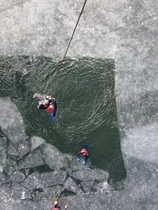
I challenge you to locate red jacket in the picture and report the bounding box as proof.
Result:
[47,104,55,113]
[80,149,89,156]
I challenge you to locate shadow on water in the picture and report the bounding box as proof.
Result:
[0,55,126,184]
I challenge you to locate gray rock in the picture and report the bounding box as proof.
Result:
[17,140,30,159]
[43,185,64,200]
[18,148,44,169]
[0,185,13,203]
[3,159,18,176]
[22,170,67,191]
[11,183,32,200]
[80,181,94,193]
[0,137,7,173]
[0,97,26,146]
[93,181,110,193]
[9,170,25,183]
[7,144,18,157]
[72,168,109,183]
[63,177,82,194]
[24,168,30,177]
[30,136,45,151]
[41,143,69,170]
[0,173,6,185]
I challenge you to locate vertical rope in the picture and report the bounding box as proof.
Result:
[53,0,87,87]
[62,0,87,61]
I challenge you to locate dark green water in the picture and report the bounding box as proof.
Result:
[0,56,126,183]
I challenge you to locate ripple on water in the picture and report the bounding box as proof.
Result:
[0,56,126,182]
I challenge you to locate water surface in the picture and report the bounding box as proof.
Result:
[0,56,126,182]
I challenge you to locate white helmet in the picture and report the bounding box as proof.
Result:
[44,99,49,105]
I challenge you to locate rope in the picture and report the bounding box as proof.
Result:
[53,0,87,87]
[62,0,87,61]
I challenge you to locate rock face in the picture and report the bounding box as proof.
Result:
[0,97,109,210]
[0,97,26,146]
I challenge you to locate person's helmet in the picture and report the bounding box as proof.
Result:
[44,99,49,105]
[55,201,58,205]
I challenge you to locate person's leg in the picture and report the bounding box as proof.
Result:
[85,155,89,163]
[83,156,89,165]
[77,154,80,162]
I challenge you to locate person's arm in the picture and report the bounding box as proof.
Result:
[77,151,81,156]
